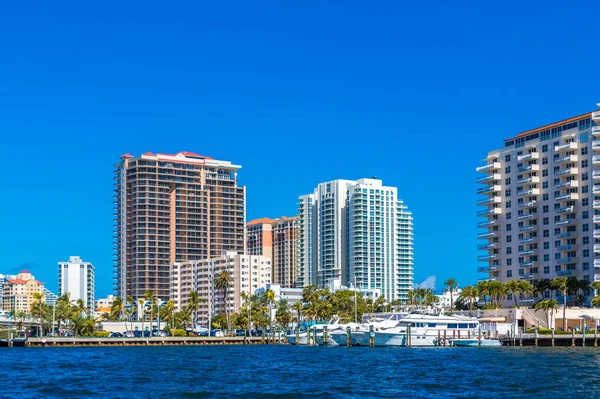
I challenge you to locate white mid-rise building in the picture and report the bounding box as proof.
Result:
[476,105,600,302]
[296,178,414,301]
[170,252,271,326]
[58,256,95,311]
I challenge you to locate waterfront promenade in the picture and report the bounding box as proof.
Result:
[6,336,284,347]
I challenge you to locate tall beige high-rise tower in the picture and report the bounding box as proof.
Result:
[114,151,246,300]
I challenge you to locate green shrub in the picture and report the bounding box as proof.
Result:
[173,329,187,337]
[188,332,195,337]
[94,331,110,337]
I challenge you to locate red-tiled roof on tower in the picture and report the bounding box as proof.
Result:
[120,154,133,159]
[247,218,277,226]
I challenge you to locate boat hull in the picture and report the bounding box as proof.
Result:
[452,338,502,347]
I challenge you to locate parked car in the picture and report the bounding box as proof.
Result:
[109,332,123,338]
[124,331,134,338]
[210,329,224,337]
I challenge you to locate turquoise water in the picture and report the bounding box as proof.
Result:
[1,345,599,398]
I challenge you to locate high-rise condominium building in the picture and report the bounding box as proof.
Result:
[114,152,246,300]
[2,271,45,312]
[247,216,297,287]
[296,178,414,301]
[58,256,95,311]
[170,251,271,326]
[476,106,600,299]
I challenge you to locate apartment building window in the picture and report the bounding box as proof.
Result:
[542,144,548,152]
[543,169,548,176]
[583,224,589,232]
[505,166,511,174]
[505,155,511,162]
[543,205,549,213]
[507,224,512,232]
[507,259,512,265]
[544,254,550,262]
[583,185,588,194]
[583,249,590,257]
[583,262,590,271]
[583,236,590,245]
[506,200,512,209]
[506,235,512,243]
[583,211,589,219]
[555,265,561,272]
[582,160,588,168]
[544,266,550,274]
[583,172,589,181]
[543,182,548,189]
[553,178,560,186]
[554,141,559,147]
[583,198,589,206]
[506,247,512,254]
[582,147,588,155]
[505,178,511,185]
[506,270,512,278]
[543,217,549,225]
[505,189,511,196]
[543,194,549,201]
[544,241,549,250]
[544,229,549,237]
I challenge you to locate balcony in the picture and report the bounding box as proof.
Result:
[593,126,600,137]
[519,274,535,280]
[476,185,501,195]
[518,250,534,256]
[477,232,496,239]
[594,185,600,194]
[555,219,572,226]
[477,196,501,206]
[555,180,578,189]
[594,155,600,165]
[593,140,600,152]
[519,225,538,232]
[556,206,574,214]
[594,230,600,238]
[594,244,600,253]
[555,168,578,177]
[477,243,498,250]
[518,164,539,172]
[476,162,501,173]
[518,237,534,244]
[517,152,539,161]
[477,208,502,217]
[520,261,535,267]
[476,174,501,184]
[556,231,573,239]
[518,214,534,220]
[595,274,600,283]
[519,201,537,208]
[594,259,600,268]
[556,155,579,164]
[555,193,579,201]
[517,176,540,185]
[593,170,600,180]
[554,142,578,152]
[517,189,540,197]
[556,244,577,251]
[477,255,496,261]
[594,215,600,223]
[478,266,497,273]
[592,111,600,122]
[556,270,574,276]
[477,220,497,228]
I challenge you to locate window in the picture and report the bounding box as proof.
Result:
[543,169,549,176]
[507,212,511,220]
[543,158,548,165]
[544,266,550,274]
[583,198,589,206]
[544,242,549,250]
[544,254,550,262]
[555,265,561,272]
[506,200,512,209]
[507,235,512,243]
[583,185,588,194]
[507,259,512,265]
[582,160,588,168]
[543,181,548,189]
[543,194,549,201]
[583,211,589,220]
[505,189,511,196]
[505,155,511,162]
[507,270,512,278]
[543,205,549,213]
[506,247,512,254]
[543,230,549,238]
[507,224,512,232]
[583,236,590,245]
[542,144,548,152]
[582,146,588,155]
[583,249,590,257]
[506,177,511,185]
[582,172,589,181]
[583,262,589,271]
[543,217,549,225]
[505,166,511,174]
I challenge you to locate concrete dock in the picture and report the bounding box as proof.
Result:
[13,336,284,347]
[501,332,600,347]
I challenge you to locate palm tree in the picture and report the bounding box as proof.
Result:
[444,278,459,312]
[31,292,45,337]
[262,289,276,338]
[185,291,206,329]
[406,289,417,307]
[476,280,490,306]
[110,297,123,322]
[533,279,551,301]
[459,285,479,315]
[138,298,145,336]
[125,296,135,332]
[214,271,233,331]
[144,291,155,333]
[55,292,73,334]
[292,301,303,329]
[505,280,520,307]
[517,280,533,307]
[535,299,558,328]
[551,277,568,330]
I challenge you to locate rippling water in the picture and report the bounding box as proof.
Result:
[1,345,599,398]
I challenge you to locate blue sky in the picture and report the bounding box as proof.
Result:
[1,1,599,297]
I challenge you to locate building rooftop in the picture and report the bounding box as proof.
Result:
[247,218,277,226]
[505,111,595,142]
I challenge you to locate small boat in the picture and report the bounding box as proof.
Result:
[452,338,502,347]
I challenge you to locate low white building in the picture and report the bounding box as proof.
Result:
[327,278,382,300]
[170,251,272,326]
[438,288,463,309]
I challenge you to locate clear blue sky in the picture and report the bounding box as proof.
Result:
[1,1,599,297]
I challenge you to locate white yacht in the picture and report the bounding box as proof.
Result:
[371,313,480,347]
[350,313,408,346]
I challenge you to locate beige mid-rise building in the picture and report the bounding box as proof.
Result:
[2,270,45,312]
[113,151,246,301]
[476,105,600,302]
[247,216,297,287]
[170,251,271,326]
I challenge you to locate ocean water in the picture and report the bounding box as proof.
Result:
[1,345,599,398]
